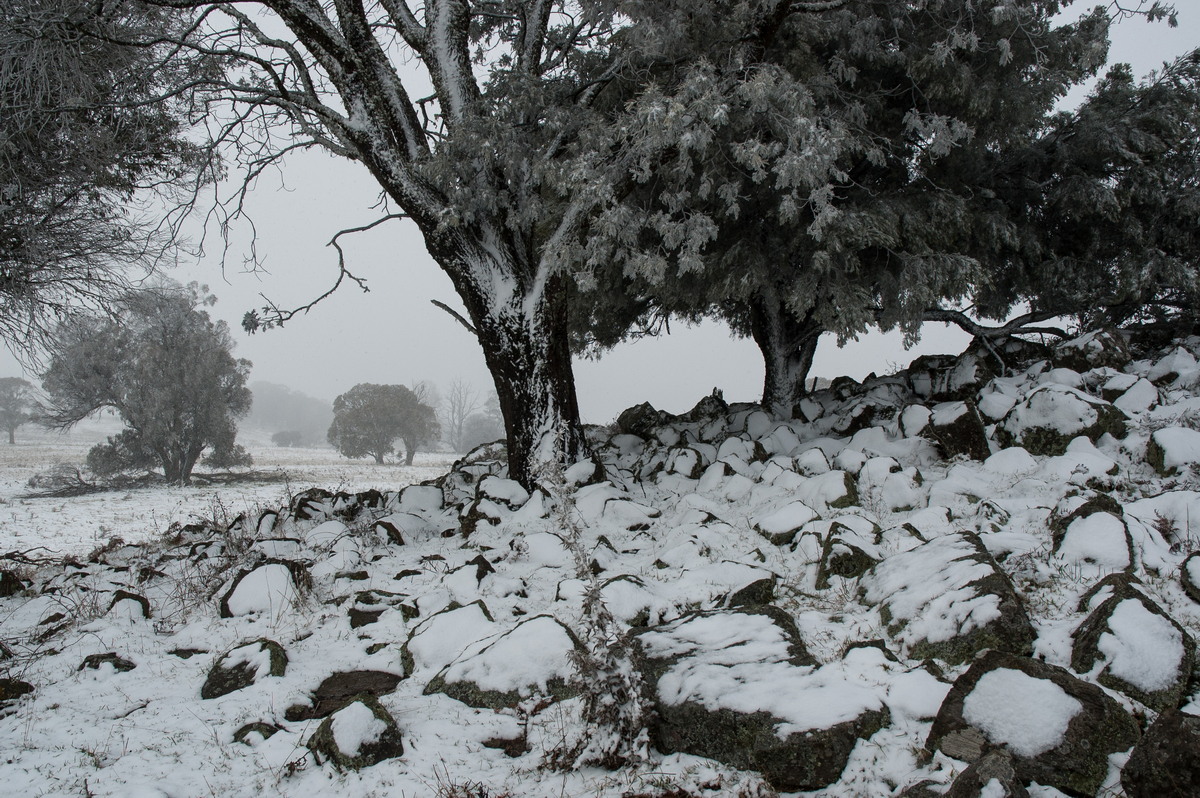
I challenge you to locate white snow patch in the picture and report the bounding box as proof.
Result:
[224,563,298,618]
[962,669,1082,757]
[1151,427,1200,472]
[1056,513,1129,569]
[439,615,577,696]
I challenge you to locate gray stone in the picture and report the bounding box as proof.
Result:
[201,639,287,699]
[928,650,1139,797]
[306,695,404,770]
[1122,709,1200,797]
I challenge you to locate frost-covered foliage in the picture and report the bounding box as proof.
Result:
[40,282,253,484]
[569,1,1195,415]
[0,0,217,353]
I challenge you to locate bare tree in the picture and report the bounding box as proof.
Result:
[442,379,481,453]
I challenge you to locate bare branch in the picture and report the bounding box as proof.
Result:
[430,299,478,336]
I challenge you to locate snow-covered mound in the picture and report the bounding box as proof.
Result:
[3,330,1200,797]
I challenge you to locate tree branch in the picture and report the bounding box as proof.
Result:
[430,299,478,336]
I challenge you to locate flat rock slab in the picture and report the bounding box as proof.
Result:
[860,532,1035,664]
[928,650,1138,796]
[286,670,404,721]
[634,606,887,792]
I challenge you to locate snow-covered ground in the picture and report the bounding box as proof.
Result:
[3,332,1200,797]
[0,420,454,557]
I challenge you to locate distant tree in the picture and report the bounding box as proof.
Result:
[327,384,439,466]
[442,379,483,453]
[0,0,215,353]
[0,377,38,444]
[41,283,252,484]
[271,430,305,448]
[247,382,333,446]
[460,392,506,453]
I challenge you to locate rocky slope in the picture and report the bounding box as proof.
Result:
[2,329,1200,797]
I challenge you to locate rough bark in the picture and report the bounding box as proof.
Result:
[747,291,823,418]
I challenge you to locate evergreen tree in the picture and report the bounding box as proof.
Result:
[40,283,252,484]
[327,384,440,465]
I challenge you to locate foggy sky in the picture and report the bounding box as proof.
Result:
[2,9,1196,424]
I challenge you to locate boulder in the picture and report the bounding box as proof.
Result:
[943,750,1029,798]
[0,678,33,706]
[1051,505,1133,571]
[616,402,669,438]
[928,650,1139,797]
[306,695,404,770]
[815,533,878,589]
[1053,328,1132,373]
[634,606,888,792]
[218,560,310,619]
[860,532,1035,664]
[201,639,287,699]
[286,670,404,721]
[1121,709,1200,797]
[424,615,582,709]
[752,501,819,546]
[928,401,991,461]
[997,384,1127,456]
[0,570,27,597]
[1146,426,1200,476]
[1071,586,1194,710]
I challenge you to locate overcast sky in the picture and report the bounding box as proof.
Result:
[3,7,1197,424]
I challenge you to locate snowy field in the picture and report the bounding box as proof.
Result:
[0,418,454,557]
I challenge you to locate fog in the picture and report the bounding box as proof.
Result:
[2,10,1195,424]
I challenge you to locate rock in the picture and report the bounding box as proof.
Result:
[106,589,151,619]
[1051,505,1133,571]
[1146,426,1200,476]
[815,533,878,589]
[1182,553,1200,604]
[286,670,403,721]
[1121,709,1200,797]
[860,532,1035,664]
[927,401,991,461]
[0,570,27,597]
[79,652,136,672]
[1071,587,1194,710]
[997,384,1127,456]
[424,615,582,709]
[943,750,1029,798]
[306,695,404,770]
[233,722,282,745]
[218,560,310,618]
[634,606,885,792]
[201,639,288,699]
[0,678,33,705]
[927,650,1139,797]
[616,402,669,437]
[753,500,819,546]
[1053,328,1132,373]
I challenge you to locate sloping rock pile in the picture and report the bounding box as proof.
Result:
[2,329,1200,796]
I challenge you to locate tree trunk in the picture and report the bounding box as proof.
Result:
[428,236,587,490]
[402,440,416,466]
[373,452,385,465]
[747,292,824,418]
[6,427,13,444]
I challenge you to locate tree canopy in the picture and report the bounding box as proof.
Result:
[327,383,440,465]
[0,0,216,353]
[40,283,253,484]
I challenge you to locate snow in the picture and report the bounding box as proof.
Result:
[1002,384,1103,437]
[754,501,819,537]
[438,615,578,696]
[962,668,1082,757]
[1113,378,1157,413]
[1096,599,1185,692]
[330,701,387,755]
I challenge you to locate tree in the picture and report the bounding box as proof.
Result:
[131,0,652,488]
[0,0,216,353]
[327,384,439,465]
[442,379,483,453]
[570,0,1180,416]
[0,377,39,444]
[40,283,252,484]
[248,382,333,446]
[461,391,507,452]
